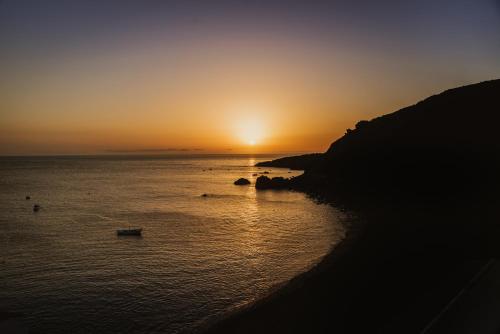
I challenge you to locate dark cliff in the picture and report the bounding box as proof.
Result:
[264,79,500,200]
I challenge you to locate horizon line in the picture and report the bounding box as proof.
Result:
[0,151,317,158]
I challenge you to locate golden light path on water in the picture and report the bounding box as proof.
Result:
[0,154,346,334]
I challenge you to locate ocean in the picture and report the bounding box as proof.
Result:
[0,154,345,333]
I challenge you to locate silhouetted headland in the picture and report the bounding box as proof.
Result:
[255,153,321,170]
[257,79,500,200]
[204,79,500,333]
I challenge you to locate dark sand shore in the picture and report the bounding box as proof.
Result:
[201,197,499,333]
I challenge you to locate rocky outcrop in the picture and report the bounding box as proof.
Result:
[234,178,251,185]
[255,176,290,190]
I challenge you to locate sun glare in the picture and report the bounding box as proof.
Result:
[228,104,270,148]
[235,118,265,146]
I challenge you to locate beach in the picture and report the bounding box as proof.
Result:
[203,196,499,333]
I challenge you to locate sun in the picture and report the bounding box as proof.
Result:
[235,118,265,146]
[229,104,269,147]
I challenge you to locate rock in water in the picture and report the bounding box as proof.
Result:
[234,178,251,185]
[255,176,289,190]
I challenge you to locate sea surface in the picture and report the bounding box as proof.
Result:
[0,154,345,333]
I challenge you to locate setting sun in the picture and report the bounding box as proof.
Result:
[233,115,266,147]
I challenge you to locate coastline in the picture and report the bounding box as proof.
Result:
[200,195,495,333]
[197,205,363,333]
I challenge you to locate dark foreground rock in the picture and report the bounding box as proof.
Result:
[255,176,290,190]
[234,178,251,185]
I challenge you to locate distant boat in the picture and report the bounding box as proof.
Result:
[33,204,40,212]
[116,227,142,236]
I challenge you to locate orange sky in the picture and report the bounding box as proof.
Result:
[1,1,499,155]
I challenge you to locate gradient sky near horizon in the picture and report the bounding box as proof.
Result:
[1,0,500,155]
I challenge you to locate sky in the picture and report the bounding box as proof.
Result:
[1,0,499,155]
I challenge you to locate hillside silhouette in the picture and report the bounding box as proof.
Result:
[262,79,500,201]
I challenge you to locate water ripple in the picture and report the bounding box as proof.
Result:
[0,155,344,333]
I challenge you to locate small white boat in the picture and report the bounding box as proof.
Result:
[116,228,142,236]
